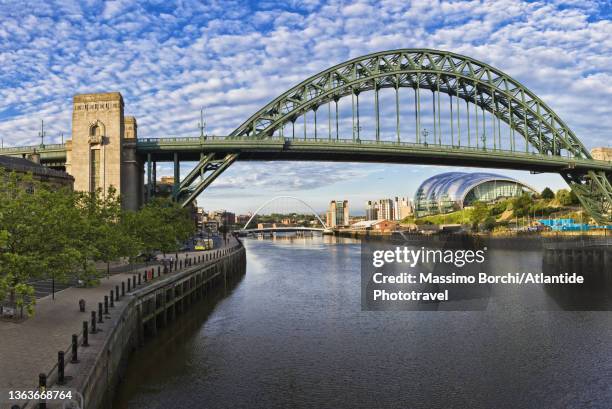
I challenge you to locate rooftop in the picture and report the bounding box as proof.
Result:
[0,155,73,180]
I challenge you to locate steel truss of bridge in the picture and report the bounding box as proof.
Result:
[1,49,611,223]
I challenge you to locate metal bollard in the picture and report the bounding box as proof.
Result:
[71,334,79,363]
[180,260,183,269]
[158,266,161,275]
[121,281,125,296]
[39,373,47,409]
[98,303,103,323]
[82,321,89,346]
[91,311,97,333]
[110,291,114,308]
[144,271,148,282]
[127,277,131,292]
[133,274,137,288]
[104,296,109,315]
[57,351,65,385]
[138,273,141,285]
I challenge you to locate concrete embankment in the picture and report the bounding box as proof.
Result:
[17,240,246,409]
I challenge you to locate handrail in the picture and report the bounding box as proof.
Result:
[134,136,606,165]
[0,143,66,153]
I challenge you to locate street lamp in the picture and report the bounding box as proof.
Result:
[198,107,207,140]
[421,128,429,146]
[38,119,46,147]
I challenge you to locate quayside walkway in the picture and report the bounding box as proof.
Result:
[0,236,238,402]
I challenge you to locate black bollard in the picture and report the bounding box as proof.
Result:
[91,311,97,333]
[57,351,65,385]
[133,274,137,288]
[98,303,103,323]
[180,260,182,269]
[122,281,125,296]
[138,273,141,285]
[158,266,161,275]
[39,373,47,409]
[82,321,89,346]
[127,277,131,292]
[71,334,79,363]
[104,296,109,315]
[110,291,114,308]
[115,286,119,301]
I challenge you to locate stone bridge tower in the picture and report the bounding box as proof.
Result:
[65,92,143,210]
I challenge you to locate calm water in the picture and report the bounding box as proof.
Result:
[114,235,612,409]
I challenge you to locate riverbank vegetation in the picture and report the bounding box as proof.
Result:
[0,169,195,316]
[402,187,584,231]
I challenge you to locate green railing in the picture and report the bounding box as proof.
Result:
[0,143,66,153]
[136,136,610,168]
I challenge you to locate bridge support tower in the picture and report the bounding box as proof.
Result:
[66,92,143,210]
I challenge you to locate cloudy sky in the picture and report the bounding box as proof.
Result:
[0,0,610,215]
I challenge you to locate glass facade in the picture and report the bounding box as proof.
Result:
[414,172,535,217]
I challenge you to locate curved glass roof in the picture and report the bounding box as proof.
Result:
[414,172,530,204]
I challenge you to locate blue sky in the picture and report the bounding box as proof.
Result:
[0,0,611,214]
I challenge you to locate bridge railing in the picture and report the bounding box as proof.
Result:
[137,136,271,144]
[135,136,607,165]
[0,143,66,153]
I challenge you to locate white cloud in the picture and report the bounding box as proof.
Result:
[0,0,609,211]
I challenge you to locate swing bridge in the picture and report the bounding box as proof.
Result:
[1,49,611,223]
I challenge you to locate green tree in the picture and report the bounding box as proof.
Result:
[556,189,580,206]
[512,193,533,217]
[483,216,497,231]
[469,201,489,230]
[541,187,555,200]
[125,198,195,257]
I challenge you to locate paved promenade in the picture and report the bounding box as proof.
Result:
[0,237,236,405]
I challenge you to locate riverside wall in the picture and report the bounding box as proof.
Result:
[26,241,246,409]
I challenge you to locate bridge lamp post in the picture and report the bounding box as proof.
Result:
[38,119,46,148]
[422,128,429,146]
[353,126,362,142]
[198,107,207,141]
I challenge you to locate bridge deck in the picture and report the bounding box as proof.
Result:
[3,137,609,174]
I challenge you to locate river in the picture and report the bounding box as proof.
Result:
[113,235,612,409]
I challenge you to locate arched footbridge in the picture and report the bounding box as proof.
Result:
[239,196,330,234]
[2,49,611,223]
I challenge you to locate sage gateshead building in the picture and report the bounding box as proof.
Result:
[414,172,536,217]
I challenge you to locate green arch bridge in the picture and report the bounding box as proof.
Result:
[2,49,611,223]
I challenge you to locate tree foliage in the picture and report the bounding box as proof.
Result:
[556,189,579,206]
[0,169,195,315]
[541,187,555,200]
[469,201,490,230]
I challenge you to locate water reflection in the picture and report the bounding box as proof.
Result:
[543,240,612,310]
[113,234,612,409]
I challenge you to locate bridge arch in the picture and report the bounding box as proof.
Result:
[225,49,611,224]
[242,196,328,230]
[230,49,589,159]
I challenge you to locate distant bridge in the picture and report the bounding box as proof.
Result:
[238,226,326,236]
[2,49,611,223]
[240,196,329,234]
